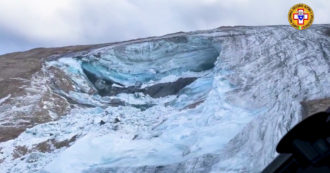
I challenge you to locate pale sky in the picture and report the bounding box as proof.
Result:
[0,0,329,55]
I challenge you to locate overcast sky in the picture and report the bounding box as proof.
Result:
[0,0,329,55]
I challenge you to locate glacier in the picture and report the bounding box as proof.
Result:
[0,25,329,173]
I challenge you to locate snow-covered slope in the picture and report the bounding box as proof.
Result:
[0,25,329,173]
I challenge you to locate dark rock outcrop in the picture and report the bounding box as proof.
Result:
[143,77,197,98]
[83,65,198,98]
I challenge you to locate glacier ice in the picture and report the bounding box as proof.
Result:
[42,35,259,172]
[0,25,329,173]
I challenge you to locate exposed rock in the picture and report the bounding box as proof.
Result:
[31,90,71,124]
[48,66,75,93]
[109,99,126,107]
[12,135,78,160]
[99,120,106,125]
[114,117,121,123]
[12,146,29,159]
[35,141,52,153]
[51,135,78,149]
[0,127,26,143]
[143,77,197,98]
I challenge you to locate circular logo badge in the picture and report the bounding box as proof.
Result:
[288,4,314,30]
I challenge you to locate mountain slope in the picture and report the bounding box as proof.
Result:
[0,25,329,173]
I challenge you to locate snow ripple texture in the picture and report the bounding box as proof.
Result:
[0,25,329,173]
